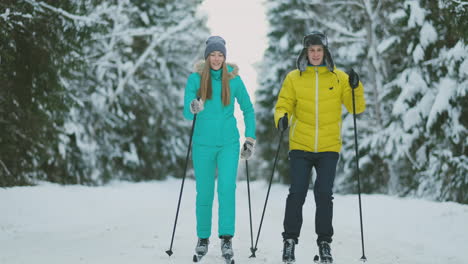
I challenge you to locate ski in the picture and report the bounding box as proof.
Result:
[193,253,235,263]
[193,254,204,262]
[313,254,333,263]
[223,256,235,264]
[193,238,209,262]
[220,235,234,264]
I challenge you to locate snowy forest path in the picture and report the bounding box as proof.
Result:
[0,179,467,264]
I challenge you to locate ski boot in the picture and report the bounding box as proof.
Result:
[317,241,333,263]
[193,238,209,262]
[220,235,235,264]
[282,238,296,263]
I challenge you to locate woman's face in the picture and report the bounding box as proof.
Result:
[307,45,324,66]
[208,51,225,70]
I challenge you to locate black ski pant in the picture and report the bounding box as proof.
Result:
[282,150,339,245]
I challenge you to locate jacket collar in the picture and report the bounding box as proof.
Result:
[304,65,336,74]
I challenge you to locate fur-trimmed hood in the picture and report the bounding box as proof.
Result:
[193,60,239,80]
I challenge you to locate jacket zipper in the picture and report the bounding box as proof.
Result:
[315,67,319,152]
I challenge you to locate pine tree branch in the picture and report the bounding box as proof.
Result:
[0,159,11,176]
[450,0,468,6]
[24,0,106,25]
[0,9,33,21]
[302,5,365,39]
[91,27,165,40]
[404,148,422,170]
[317,1,364,9]
[109,17,195,103]
[362,0,382,23]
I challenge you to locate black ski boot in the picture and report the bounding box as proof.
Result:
[220,235,235,264]
[318,241,333,263]
[282,238,296,263]
[193,238,209,262]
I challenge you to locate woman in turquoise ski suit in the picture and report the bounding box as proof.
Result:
[183,36,256,259]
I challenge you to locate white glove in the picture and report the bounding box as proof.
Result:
[190,98,204,114]
[240,137,256,160]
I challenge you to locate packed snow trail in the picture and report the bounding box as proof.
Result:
[1,179,467,264]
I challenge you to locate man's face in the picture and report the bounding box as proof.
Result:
[307,45,324,66]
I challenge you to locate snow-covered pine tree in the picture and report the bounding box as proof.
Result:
[65,0,209,183]
[381,0,467,203]
[0,0,86,185]
[254,0,322,183]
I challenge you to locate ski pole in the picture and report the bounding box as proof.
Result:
[245,160,256,258]
[166,113,197,257]
[350,69,367,262]
[250,121,286,257]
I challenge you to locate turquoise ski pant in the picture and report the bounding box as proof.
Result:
[192,142,239,239]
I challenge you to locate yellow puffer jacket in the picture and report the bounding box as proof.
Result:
[274,65,366,152]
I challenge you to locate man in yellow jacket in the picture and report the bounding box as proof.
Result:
[275,31,365,264]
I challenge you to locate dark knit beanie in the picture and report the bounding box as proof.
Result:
[303,31,328,48]
[204,36,226,59]
[305,35,325,46]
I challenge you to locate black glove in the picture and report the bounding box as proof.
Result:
[278,113,288,131]
[347,68,360,89]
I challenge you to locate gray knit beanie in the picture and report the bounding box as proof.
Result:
[204,36,226,59]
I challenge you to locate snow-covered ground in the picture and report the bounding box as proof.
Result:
[1,178,467,264]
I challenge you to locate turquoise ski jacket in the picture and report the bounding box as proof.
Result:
[183,61,256,146]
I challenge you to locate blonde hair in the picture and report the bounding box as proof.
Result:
[197,58,230,106]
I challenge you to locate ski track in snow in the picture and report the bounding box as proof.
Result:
[1,178,467,264]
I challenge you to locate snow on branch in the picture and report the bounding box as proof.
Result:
[332,37,367,44]
[25,0,105,25]
[92,26,165,40]
[0,9,33,21]
[109,18,195,102]
[363,0,382,21]
[426,78,457,131]
[302,6,365,39]
[317,1,364,9]
[0,159,11,176]
[450,0,468,6]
